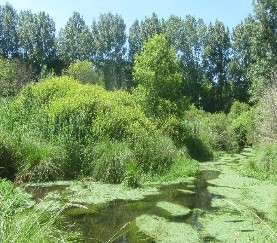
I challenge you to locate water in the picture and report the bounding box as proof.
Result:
[25,169,221,242]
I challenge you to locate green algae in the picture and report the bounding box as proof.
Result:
[136,214,199,242]
[23,147,277,242]
[156,201,191,216]
[200,213,275,242]
[200,148,277,242]
[178,189,195,195]
[66,182,160,204]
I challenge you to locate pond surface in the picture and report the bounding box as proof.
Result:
[25,148,277,242]
[25,169,221,242]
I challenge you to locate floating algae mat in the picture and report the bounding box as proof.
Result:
[24,148,277,242]
[136,214,199,242]
[156,201,191,216]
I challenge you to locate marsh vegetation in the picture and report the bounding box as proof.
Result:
[0,0,276,242]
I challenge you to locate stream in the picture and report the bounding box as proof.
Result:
[25,148,277,242]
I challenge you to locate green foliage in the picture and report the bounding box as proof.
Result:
[133,34,187,118]
[255,83,277,143]
[202,20,231,112]
[124,161,140,188]
[9,76,184,182]
[13,76,80,115]
[162,114,213,161]
[0,180,76,243]
[16,138,68,182]
[92,12,127,90]
[244,143,277,181]
[18,10,56,73]
[0,3,19,57]
[0,57,35,97]
[227,101,254,147]
[63,60,103,85]
[0,57,18,97]
[0,179,33,217]
[0,128,18,180]
[57,12,92,66]
[85,140,134,184]
[130,132,178,174]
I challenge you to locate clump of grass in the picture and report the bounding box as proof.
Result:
[85,140,135,184]
[0,179,79,242]
[243,143,277,181]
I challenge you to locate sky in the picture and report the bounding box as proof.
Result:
[1,0,254,33]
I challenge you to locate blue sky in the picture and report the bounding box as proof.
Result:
[2,0,254,33]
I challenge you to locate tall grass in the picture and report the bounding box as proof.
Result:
[0,179,77,242]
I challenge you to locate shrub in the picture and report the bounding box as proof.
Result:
[12,76,81,117]
[255,84,277,144]
[16,138,68,182]
[0,58,34,97]
[161,157,198,181]
[0,179,33,217]
[199,112,233,150]
[124,161,141,188]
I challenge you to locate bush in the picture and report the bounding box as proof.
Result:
[16,138,68,182]
[199,112,233,150]
[12,76,81,117]
[255,84,277,144]
[7,76,192,183]
[0,58,34,97]
[161,157,198,181]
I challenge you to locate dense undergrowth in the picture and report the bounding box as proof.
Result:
[0,76,199,184]
[0,75,263,185]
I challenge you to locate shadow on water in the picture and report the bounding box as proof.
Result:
[26,170,221,242]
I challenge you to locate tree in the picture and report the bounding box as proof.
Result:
[140,13,162,44]
[248,0,277,101]
[0,3,19,57]
[91,13,127,90]
[229,16,259,103]
[255,0,277,59]
[128,19,142,63]
[202,20,231,112]
[164,15,206,107]
[133,34,186,118]
[17,10,56,74]
[57,12,92,66]
[0,57,34,97]
[63,60,103,85]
